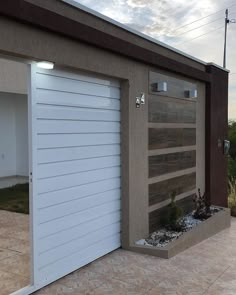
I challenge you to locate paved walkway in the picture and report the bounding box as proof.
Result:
[1,210,236,294]
[36,218,236,295]
[0,210,30,295]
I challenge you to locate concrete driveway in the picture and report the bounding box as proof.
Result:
[35,218,236,295]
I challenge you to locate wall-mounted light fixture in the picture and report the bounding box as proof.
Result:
[36,61,54,70]
[136,93,145,108]
[185,89,198,99]
[151,81,168,92]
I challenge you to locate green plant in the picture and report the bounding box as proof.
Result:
[0,183,29,214]
[228,157,236,181]
[228,178,236,217]
[193,189,211,220]
[165,192,183,231]
[228,121,236,180]
[228,120,236,160]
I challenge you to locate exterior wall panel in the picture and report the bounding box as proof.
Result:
[147,71,206,232]
[149,128,196,150]
[148,96,196,124]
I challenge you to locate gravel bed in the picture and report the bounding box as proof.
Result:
[136,206,222,248]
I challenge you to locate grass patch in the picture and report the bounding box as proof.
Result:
[0,183,29,214]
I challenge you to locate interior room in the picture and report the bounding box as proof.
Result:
[0,57,30,295]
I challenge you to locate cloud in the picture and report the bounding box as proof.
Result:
[127,0,147,8]
[74,0,236,119]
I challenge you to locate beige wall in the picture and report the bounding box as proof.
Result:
[196,82,205,196]
[0,58,27,94]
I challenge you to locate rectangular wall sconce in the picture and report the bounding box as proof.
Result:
[185,89,198,99]
[36,61,54,69]
[151,81,168,92]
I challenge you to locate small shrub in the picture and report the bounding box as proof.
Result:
[228,178,236,217]
[193,188,211,220]
[163,192,184,231]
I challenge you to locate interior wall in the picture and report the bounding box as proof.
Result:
[15,95,28,176]
[0,58,27,94]
[0,92,28,178]
[0,92,16,177]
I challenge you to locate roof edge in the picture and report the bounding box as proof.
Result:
[207,62,230,73]
[62,0,229,73]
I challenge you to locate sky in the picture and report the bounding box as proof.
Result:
[73,0,236,120]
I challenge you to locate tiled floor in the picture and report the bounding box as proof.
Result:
[35,218,236,295]
[0,210,30,295]
[1,212,236,295]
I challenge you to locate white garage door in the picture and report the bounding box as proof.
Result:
[29,65,121,286]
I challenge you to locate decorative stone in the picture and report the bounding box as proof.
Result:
[133,206,230,258]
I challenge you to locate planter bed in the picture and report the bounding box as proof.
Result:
[132,206,231,259]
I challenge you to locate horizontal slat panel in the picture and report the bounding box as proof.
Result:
[37,133,120,149]
[38,235,121,280]
[33,67,121,283]
[38,167,120,194]
[39,211,121,253]
[149,146,196,156]
[39,189,120,223]
[37,145,120,164]
[149,150,196,178]
[39,222,120,268]
[37,120,120,134]
[149,172,196,206]
[36,105,120,121]
[149,128,196,150]
[148,95,196,124]
[36,73,120,99]
[38,156,120,178]
[148,123,196,129]
[38,178,121,208]
[148,167,196,184]
[36,69,120,88]
[36,89,120,110]
[39,200,121,238]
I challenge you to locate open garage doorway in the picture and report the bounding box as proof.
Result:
[0,57,30,294]
[0,54,121,295]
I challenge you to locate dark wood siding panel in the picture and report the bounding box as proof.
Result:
[148,96,196,124]
[149,71,198,100]
[206,66,228,207]
[149,172,196,206]
[149,195,195,232]
[149,128,196,150]
[149,150,196,178]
